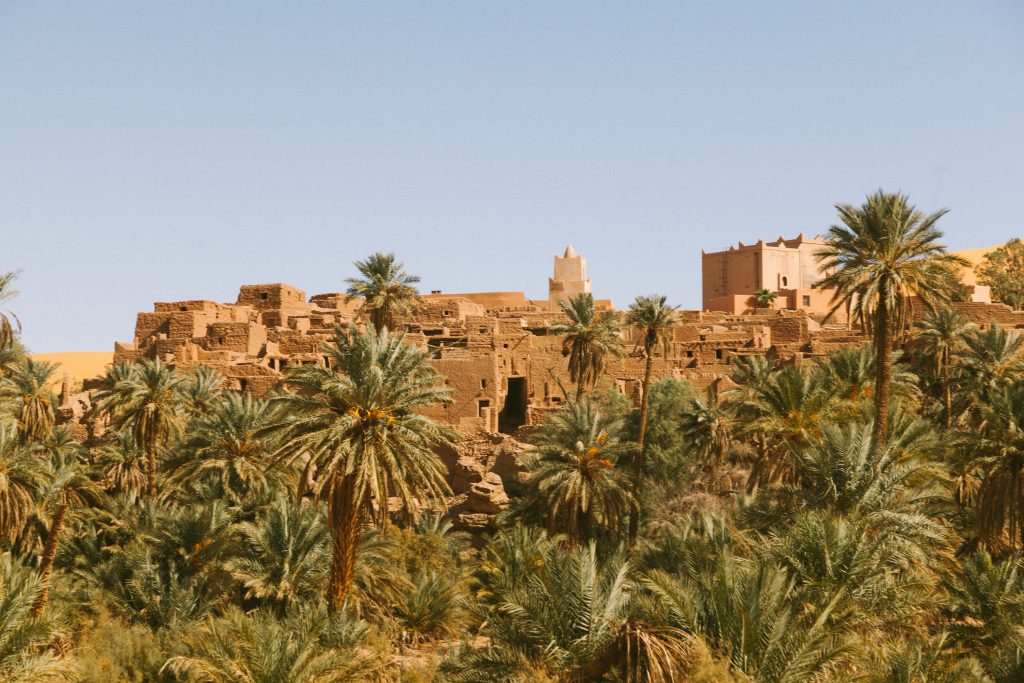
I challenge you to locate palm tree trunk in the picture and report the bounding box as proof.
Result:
[575,379,585,402]
[146,442,158,499]
[328,474,362,609]
[628,348,655,545]
[873,295,892,445]
[944,364,953,430]
[31,503,67,617]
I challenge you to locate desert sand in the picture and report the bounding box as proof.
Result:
[28,352,113,388]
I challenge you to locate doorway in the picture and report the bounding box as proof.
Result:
[498,377,528,434]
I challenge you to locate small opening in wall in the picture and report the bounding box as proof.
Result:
[715,349,723,360]
[442,310,451,317]
[479,327,486,334]
[218,337,225,344]
[802,295,811,307]
[478,399,490,417]
[260,292,269,300]
[782,277,788,287]
[179,306,188,312]
[239,379,249,391]
[481,378,487,389]
[503,343,509,349]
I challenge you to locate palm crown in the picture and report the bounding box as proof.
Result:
[816,191,965,444]
[344,252,422,331]
[552,292,624,400]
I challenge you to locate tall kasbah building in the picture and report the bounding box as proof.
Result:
[702,234,996,319]
[548,244,592,311]
[701,234,843,319]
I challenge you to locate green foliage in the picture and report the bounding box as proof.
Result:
[752,288,778,308]
[167,392,290,505]
[638,378,701,477]
[344,252,422,331]
[74,611,184,683]
[164,604,377,682]
[444,536,692,682]
[0,271,20,351]
[0,553,75,681]
[552,292,625,399]
[517,400,635,543]
[0,357,58,442]
[977,238,1024,311]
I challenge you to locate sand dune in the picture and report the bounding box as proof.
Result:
[951,245,1003,286]
[29,352,113,388]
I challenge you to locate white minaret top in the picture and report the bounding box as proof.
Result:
[549,245,592,311]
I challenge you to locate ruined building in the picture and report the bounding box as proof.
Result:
[111,244,1023,438]
[113,247,797,435]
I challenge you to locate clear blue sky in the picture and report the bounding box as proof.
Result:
[2,2,1022,352]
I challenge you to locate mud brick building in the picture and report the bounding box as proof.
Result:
[111,245,1023,436]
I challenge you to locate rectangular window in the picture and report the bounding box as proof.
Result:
[480,378,487,389]
[478,400,490,417]
[260,292,269,300]
[802,295,811,307]
[715,349,723,360]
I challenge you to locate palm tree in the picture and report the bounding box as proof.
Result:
[734,364,835,490]
[625,294,677,543]
[866,634,987,683]
[959,323,1024,405]
[0,358,58,443]
[444,539,692,682]
[819,345,920,421]
[0,271,20,351]
[167,392,289,505]
[163,604,376,682]
[790,417,947,520]
[94,359,188,499]
[0,429,46,543]
[947,551,1024,680]
[679,391,735,473]
[344,252,421,330]
[523,400,635,543]
[0,553,75,682]
[645,553,854,682]
[183,365,225,418]
[270,325,457,607]
[969,385,1024,551]
[551,292,624,401]
[915,306,973,428]
[816,191,966,444]
[390,571,466,646]
[228,498,329,610]
[31,427,100,615]
[753,288,778,309]
[93,429,147,497]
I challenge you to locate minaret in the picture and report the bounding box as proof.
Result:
[548,244,592,311]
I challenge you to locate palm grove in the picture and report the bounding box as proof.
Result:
[1,192,1023,681]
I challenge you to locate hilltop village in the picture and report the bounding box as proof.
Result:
[101,241,1023,439]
